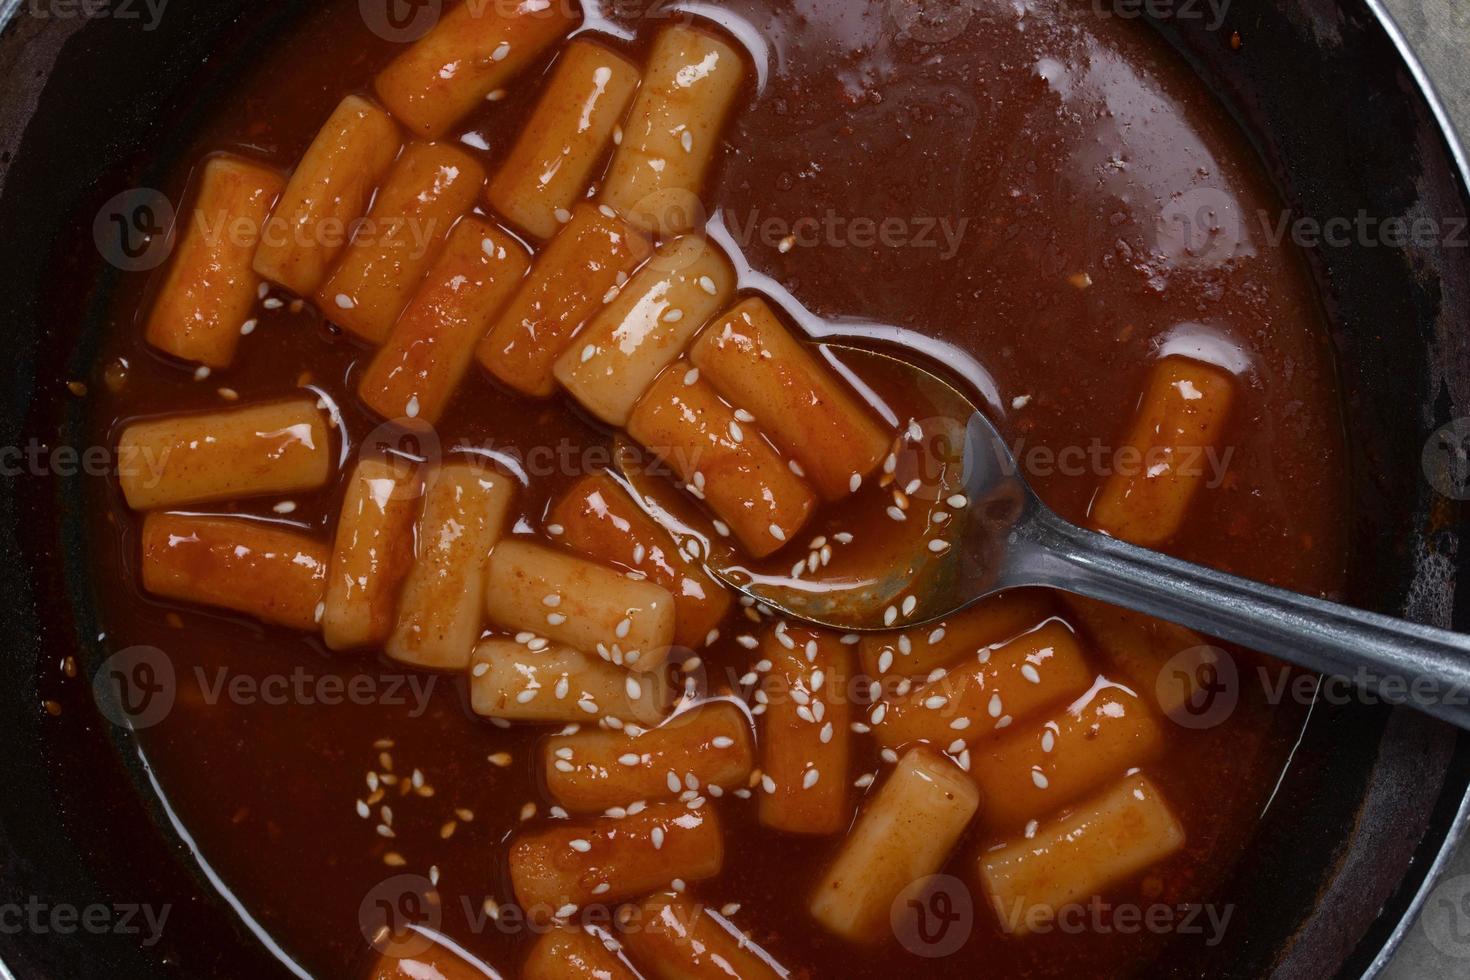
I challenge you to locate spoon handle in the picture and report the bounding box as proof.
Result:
[1015,507,1470,730]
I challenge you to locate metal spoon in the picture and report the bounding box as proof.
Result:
[623,343,1470,731]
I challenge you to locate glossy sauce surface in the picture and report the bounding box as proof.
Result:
[80,0,1347,976]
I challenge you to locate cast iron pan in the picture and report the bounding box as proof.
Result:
[0,0,1466,976]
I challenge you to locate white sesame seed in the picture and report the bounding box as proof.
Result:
[883,605,898,627]
[546,612,567,626]
[902,595,917,616]
[334,293,354,309]
[769,523,786,542]
[1021,664,1041,684]
[569,838,591,852]
[662,308,684,323]
[802,768,820,789]
[683,366,700,386]
[947,494,969,508]
[651,827,665,849]
[927,539,950,554]
[239,319,257,335]
[1031,769,1050,789]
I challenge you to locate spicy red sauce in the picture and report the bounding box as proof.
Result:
[76,0,1348,976]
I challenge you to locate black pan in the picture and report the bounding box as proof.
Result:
[0,0,1466,976]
